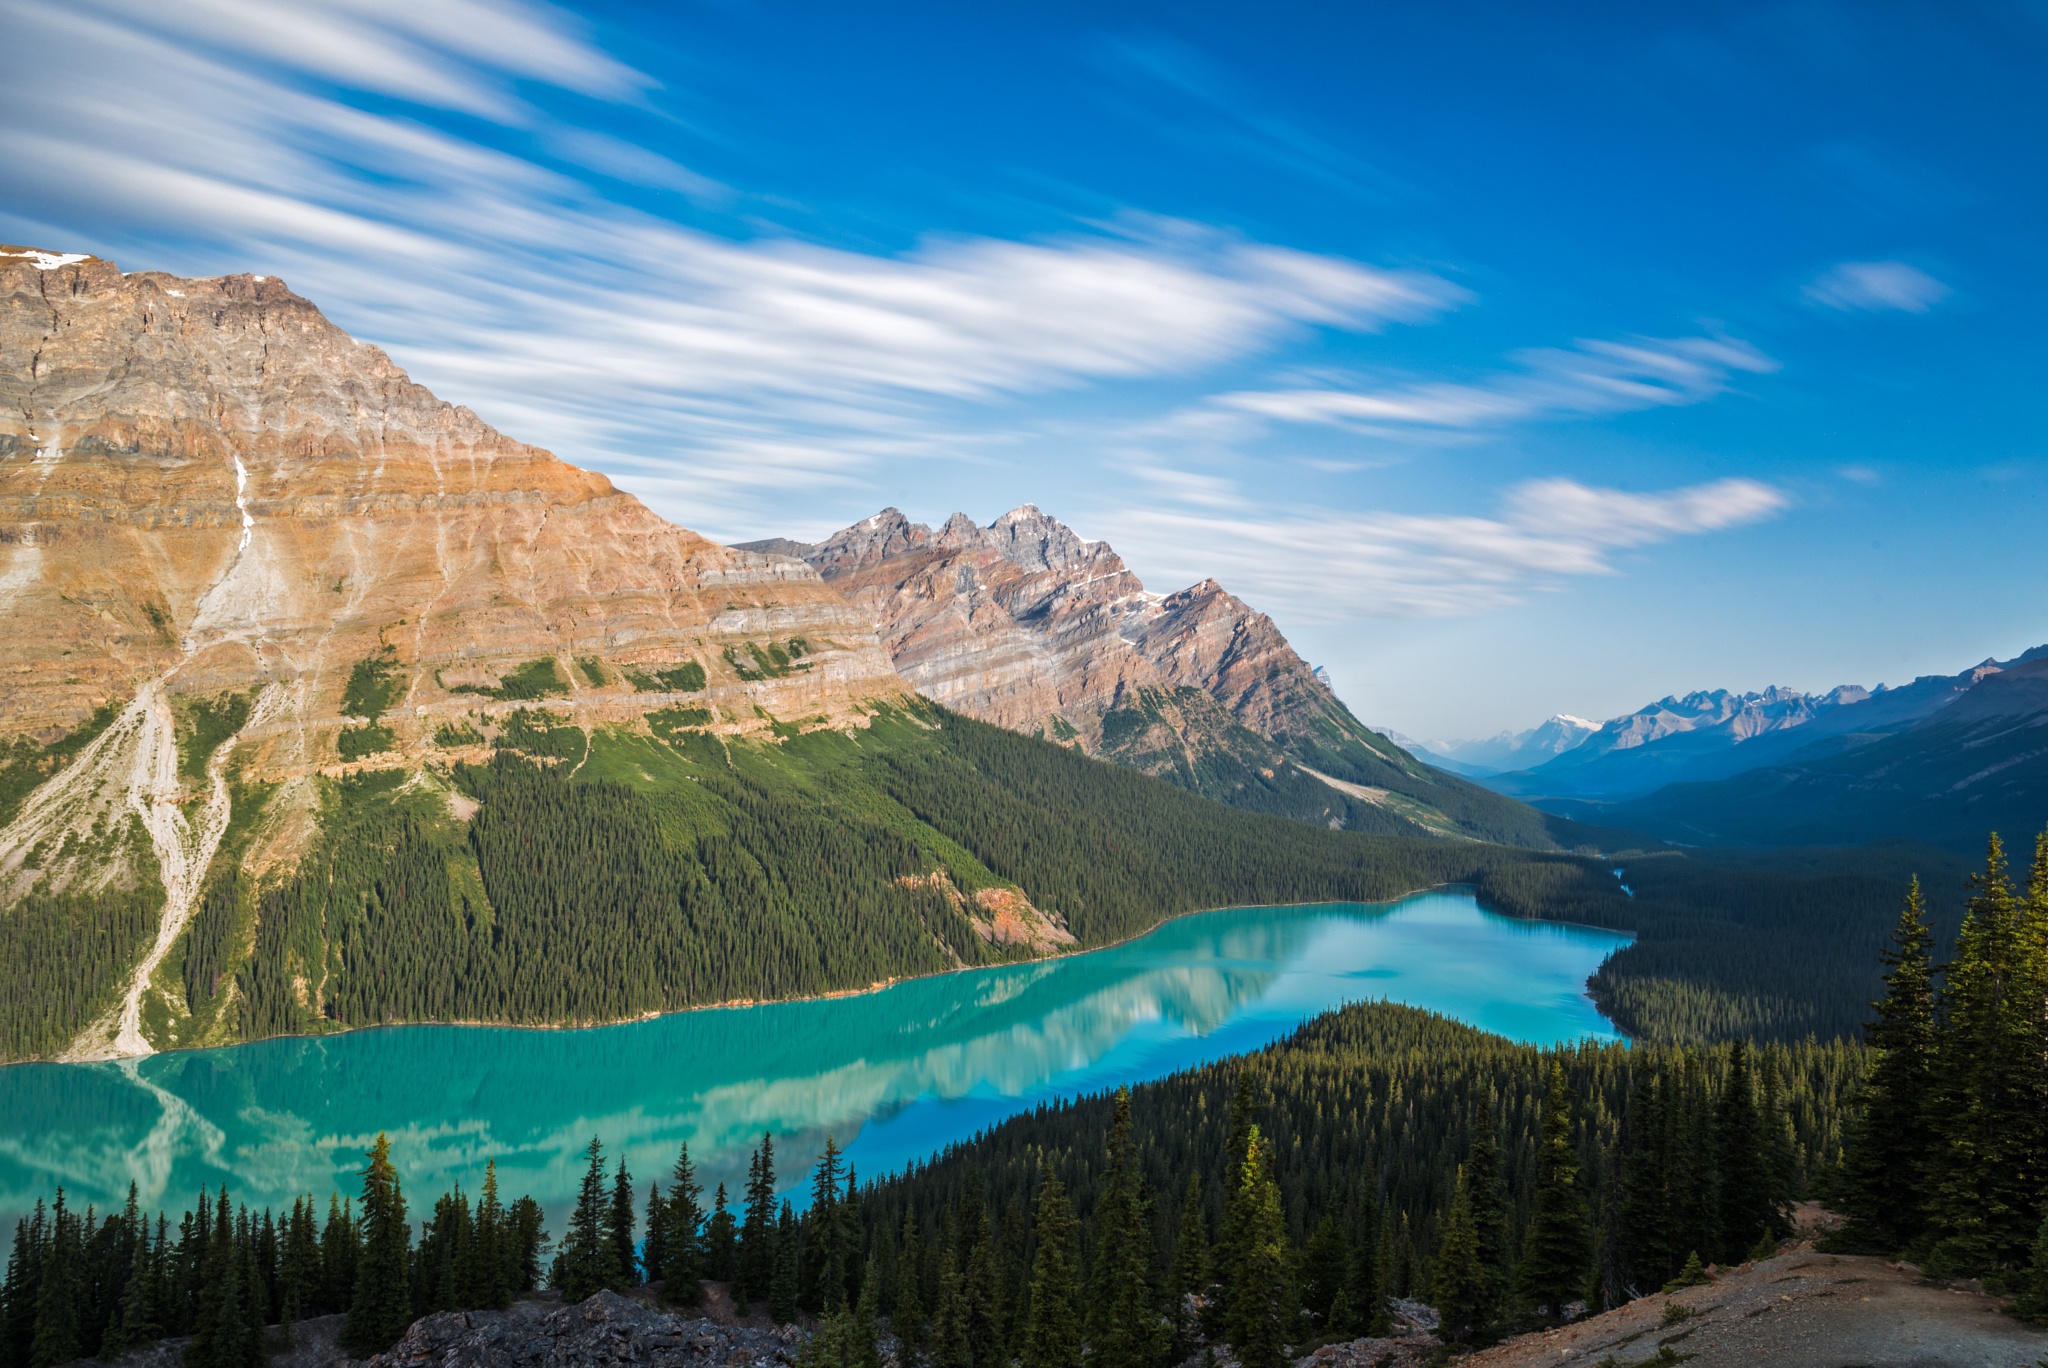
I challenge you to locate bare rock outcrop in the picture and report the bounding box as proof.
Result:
[0,244,905,763]
[370,1292,806,1368]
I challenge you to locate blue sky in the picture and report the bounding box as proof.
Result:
[3,0,2043,737]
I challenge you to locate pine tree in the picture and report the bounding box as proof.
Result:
[1928,835,2047,1272]
[953,1171,997,1368]
[318,1196,357,1318]
[1224,1128,1290,1368]
[1087,1089,1159,1368]
[1299,1215,1346,1330]
[1430,1169,1489,1345]
[343,1134,412,1356]
[891,1212,926,1358]
[928,1248,969,1368]
[607,1158,638,1290]
[771,1203,800,1325]
[28,1189,80,1368]
[1515,1064,1590,1321]
[1211,1070,1258,1330]
[658,1143,705,1305]
[643,1184,668,1299]
[466,1161,510,1310]
[1465,1119,1511,1306]
[2,1206,44,1368]
[1018,1163,1079,1368]
[704,1186,738,1284]
[805,1139,846,1313]
[738,1136,777,1306]
[1713,1041,1779,1261]
[507,1196,548,1293]
[1344,1198,1389,1338]
[1165,1173,1209,1358]
[556,1138,616,1303]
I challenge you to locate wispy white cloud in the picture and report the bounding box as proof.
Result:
[1803,260,1950,313]
[1214,334,1778,434]
[0,0,1456,530]
[1100,476,1789,619]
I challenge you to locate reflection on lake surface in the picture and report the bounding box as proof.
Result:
[0,891,1628,1225]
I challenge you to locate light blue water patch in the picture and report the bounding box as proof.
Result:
[0,891,1627,1225]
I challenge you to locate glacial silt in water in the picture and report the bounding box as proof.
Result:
[0,891,1627,1224]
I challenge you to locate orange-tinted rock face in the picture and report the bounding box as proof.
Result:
[748,505,1375,764]
[0,247,905,770]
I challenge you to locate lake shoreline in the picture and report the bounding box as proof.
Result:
[14,882,1636,1071]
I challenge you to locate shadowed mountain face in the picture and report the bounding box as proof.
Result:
[1593,654,2048,852]
[741,507,1579,847]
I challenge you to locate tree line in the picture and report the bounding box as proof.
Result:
[1833,829,2048,1308]
[0,1136,548,1368]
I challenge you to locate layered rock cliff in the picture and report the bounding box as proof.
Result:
[0,244,910,1058]
[741,508,1563,846]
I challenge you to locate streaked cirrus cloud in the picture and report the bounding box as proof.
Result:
[1214,334,1777,434]
[1100,476,1789,619]
[1803,260,1950,313]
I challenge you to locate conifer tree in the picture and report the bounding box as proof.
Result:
[607,1158,638,1290]
[771,1204,800,1325]
[1088,1089,1159,1368]
[318,1196,357,1318]
[556,1138,616,1303]
[1165,1173,1209,1358]
[1299,1215,1346,1330]
[506,1196,548,1293]
[738,1136,777,1306]
[1344,1199,1389,1338]
[2,1206,43,1368]
[466,1161,510,1310]
[1515,1064,1590,1321]
[704,1185,738,1284]
[658,1143,705,1305]
[1430,1170,1489,1344]
[1928,836,2046,1272]
[343,1134,412,1356]
[642,1184,668,1297]
[1465,1119,1511,1305]
[892,1212,926,1359]
[953,1171,997,1368]
[1712,1041,1780,1261]
[928,1248,969,1368]
[1224,1128,1290,1368]
[1211,1070,1258,1329]
[1018,1163,1079,1368]
[28,1189,79,1368]
[806,1139,846,1313]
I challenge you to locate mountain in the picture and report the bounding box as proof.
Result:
[1415,713,1601,776]
[1598,653,2048,850]
[0,246,1626,1065]
[1477,664,2015,803]
[739,507,1575,846]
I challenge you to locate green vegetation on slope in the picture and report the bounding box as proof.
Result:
[850,1001,1857,1350]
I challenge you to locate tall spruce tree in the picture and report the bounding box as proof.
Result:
[738,1136,777,1306]
[1087,1089,1159,1368]
[805,1139,846,1313]
[771,1204,800,1325]
[1430,1169,1489,1345]
[704,1185,738,1284]
[1018,1162,1079,1368]
[1225,1128,1290,1368]
[28,1190,79,1368]
[343,1134,412,1357]
[1712,1041,1783,1261]
[1465,1118,1512,1309]
[658,1143,706,1305]
[1928,836,2047,1273]
[556,1139,617,1302]
[607,1158,638,1290]
[1515,1064,1590,1320]
[1165,1173,1209,1358]
[892,1212,926,1358]
[318,1196,357,1318]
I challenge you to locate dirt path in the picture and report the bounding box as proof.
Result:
[1463,1243,2048,1368]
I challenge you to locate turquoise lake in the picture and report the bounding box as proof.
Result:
[0,890,1628,1226]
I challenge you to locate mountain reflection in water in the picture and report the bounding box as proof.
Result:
[0,891,1627,1225]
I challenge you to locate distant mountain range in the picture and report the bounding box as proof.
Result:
[1438,647,2048,850]
[741,508,1570,847]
